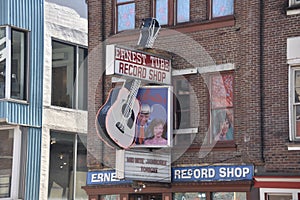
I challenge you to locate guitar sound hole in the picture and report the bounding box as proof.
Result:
[116,122,125,133]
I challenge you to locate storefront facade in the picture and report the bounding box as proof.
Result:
[85,0,300,200]
[84,165,257,200]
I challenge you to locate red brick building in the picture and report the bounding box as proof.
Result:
[84,0,300,199]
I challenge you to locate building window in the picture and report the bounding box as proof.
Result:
[211,0,234,18]
[290,0,300,7]
[174,192,206,200]
[48,131,87,200]
[0,127,22,198]
[290,67,300,141]
[100,194,120,200]
[51,40,88,110]
[177,0,190,23]
[209,72,234,143]
[154,0,190,26]
[0,26,28,100]
[174,79,191,129]
[260,188,300,200]
[116,0,135,32]
[173,79,198,146]
[212,192,246,200]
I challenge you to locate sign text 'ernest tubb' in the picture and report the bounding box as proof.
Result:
[106,45,171,84]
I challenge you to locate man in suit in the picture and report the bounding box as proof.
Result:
[135,104,151,145]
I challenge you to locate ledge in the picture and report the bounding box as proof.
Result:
[287,4,300,15]
[287,144,300,151]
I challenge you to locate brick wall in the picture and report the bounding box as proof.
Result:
[87,0,300,175]
[262,0,300,173]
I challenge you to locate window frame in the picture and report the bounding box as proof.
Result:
[51,39,88,110]
[153,0,190,26]
[0,26,29,101]
[115,0,136,33]
[208,71,235,146]
[260,188,299,200]
[0,126,22,199]
[289,66,300,141]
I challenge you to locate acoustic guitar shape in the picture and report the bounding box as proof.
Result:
[95,87,122,149]
[105,79,141,149]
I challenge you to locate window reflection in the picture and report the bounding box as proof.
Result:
[212,192,246,200]
[11,30,27,100]
[48,131,87,200]
[177,0,190,23]
[117,3,135,32]
[0,130,14,198]
[0,27,6,98]
[212,0,234,18]
[51,41,87,110]
[156,0,168,25]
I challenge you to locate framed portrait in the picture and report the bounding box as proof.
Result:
[133,85,173,148]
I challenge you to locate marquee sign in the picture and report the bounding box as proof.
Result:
[106,45,172,84]
[116,150,171,183]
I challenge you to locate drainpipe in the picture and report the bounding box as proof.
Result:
[101,0,106,167]
[259,0,265,163]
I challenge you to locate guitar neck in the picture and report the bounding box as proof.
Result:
[123,79,141,117]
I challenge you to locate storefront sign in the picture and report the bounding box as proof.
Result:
[87,165,253,185]
[87,170,132,185]
[106,45,171,84]
[116,150,171,182]
[172,165,253,182]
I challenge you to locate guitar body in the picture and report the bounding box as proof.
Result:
[105,87,140,148]
[95,87,121,149]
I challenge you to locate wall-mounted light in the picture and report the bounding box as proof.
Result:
[132,182,146,192]
[50,138,56,145]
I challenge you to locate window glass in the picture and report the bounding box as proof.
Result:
[212,192,246,200]
[294,70,300,138]
[267,194,293,200]
[0,27,6,98]
[117,0,131,2]
[11,29,27,100]
[174,79,190,129]
[212,0,234,18]
[48,131,87,200]
[174,192,206,200]
[77,47,88,110]
[177,0,190,23]
[52,41,75,108]
[210,73,234,143]
[75,135,88,199]
[100,194,120,200]
[156,0,168,25]
[0,27,28,100]
[51,41,87,110]
[117,3,135,32]
[0,129,14,198]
